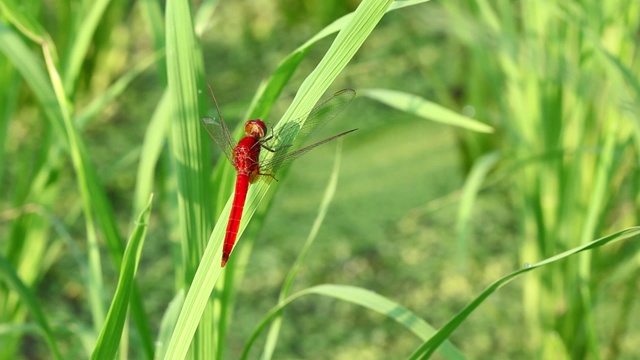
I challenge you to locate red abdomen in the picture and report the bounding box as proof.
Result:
[221,137,261,266]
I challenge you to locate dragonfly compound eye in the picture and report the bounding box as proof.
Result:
[245,119,267,138]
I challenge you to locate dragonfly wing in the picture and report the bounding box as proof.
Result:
[260,89,357,172]
[202,117,235,163]
[289,89,356,150]
[202,84,236,163]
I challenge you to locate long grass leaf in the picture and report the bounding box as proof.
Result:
[42,36,108,334]
[244,0,433,122]
[163,0,213,358]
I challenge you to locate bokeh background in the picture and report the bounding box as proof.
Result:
[1,0,640,359]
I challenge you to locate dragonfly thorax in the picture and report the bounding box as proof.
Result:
[244,119,267,139]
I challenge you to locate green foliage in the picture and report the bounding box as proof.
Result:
[1,0,640,359]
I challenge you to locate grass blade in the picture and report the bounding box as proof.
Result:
[243,284,465,360]
[61,0,114,93]
[91,194,154,360]
[163,0,213,358]
[360,88,494,133]
[409,227,640,359]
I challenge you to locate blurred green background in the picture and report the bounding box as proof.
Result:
[2,0,640,359]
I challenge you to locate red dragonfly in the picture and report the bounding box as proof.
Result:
[202,86,356,266]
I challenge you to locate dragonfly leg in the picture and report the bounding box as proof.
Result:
[258,171,279,182]
[261,143,291,153]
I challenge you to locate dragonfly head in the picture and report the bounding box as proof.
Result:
[245,119,267,139]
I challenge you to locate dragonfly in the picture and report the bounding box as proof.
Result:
[202,85,356,267]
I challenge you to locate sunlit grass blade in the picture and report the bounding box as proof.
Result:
[243,284,465,360]
[360,88,494,133]
[235,0,397,277]
[208,0,433,290]
[41,28,109,336]
[166,0,407,358]
[261,140,343,360]
[408,227,640,359]
[274,0,393,122]
[91,194,154,360]
[43,38,159,357]
[0,255,63,360]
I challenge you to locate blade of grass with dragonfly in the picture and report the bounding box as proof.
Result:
[212,4,432,352]
[162,0,414,358]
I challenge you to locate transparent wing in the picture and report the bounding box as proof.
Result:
[201,84,236,163]
[262,89,357,173]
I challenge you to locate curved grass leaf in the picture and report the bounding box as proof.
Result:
[242,284,465,360]
[409,227,640,359]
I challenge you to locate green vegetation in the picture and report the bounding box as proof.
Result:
[1,0,639,359]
